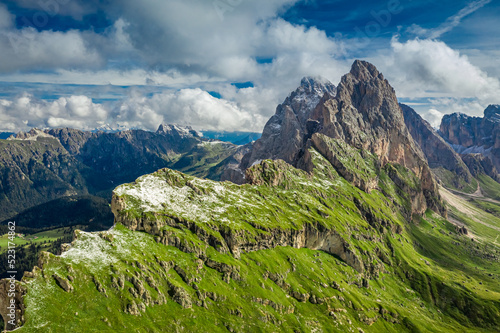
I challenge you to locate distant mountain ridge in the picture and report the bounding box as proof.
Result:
[0,125,244,221]
[400,104,477,193]
[439,105,500,181]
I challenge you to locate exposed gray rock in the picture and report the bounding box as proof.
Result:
[462,153,500,182]
[168,283,192,308]
[241,76,336,170]
[239,61,445,216]
[400,104,475,190]
[312,61,443,215]
[53,274,74,292]
[440,105,500,178]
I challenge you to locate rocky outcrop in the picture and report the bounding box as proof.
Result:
[400,104,475,190]
[219,143,253,185]
[240,76,336,170]
[240,61,444,216]
[440,105,500,149]
[313,61,443,215]
[0,279,26,331]
[311,133,379,193]
[462,153,500,181]
[53,274,74,292]
[440,105,500,179]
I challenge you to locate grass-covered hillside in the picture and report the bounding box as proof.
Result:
[6,140,500,332]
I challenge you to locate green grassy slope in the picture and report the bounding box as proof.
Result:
[432,167,478,194]
[10,143,500,332]
[0,227,72,253]
[477,174,500,200]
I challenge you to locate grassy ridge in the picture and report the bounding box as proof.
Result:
[12,145,500,332]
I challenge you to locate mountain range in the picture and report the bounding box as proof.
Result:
[0,61,499,332]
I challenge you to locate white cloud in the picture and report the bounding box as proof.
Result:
[0,4,14,29]
[0,0,353,132]
[112,89,267,132]
[0,89,269,132]
[383,37,500,105]
[0,28,103,72]
[0,93,108,131]
[421,108,445,128]
[428,98,487,117]
[1,0,497,133]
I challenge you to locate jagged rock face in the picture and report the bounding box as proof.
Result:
[462,153,500,181]
[240,76,336,170]
[315,61,420,167]
[312,61,443,215]
[219,143,253,185]
[440,105,500,178]
[239,61,444,215]
[310,133,379,193]
[400,104,474,190]
[156,124,201,139]
[439,105,500,149]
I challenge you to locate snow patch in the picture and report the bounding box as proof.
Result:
[450,144,492,155]
[61,231,119,267]
[250,159,263,167]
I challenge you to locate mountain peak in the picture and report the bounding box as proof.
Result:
[484,104,500,121]
[294,76,336,99]
[9,128,53,141]
[156,124,201,138]
[283,76,336,115]
[349,60,382,81]
[300,75,334,88]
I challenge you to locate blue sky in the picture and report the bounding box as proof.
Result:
[0,0,498,132]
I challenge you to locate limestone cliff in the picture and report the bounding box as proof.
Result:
[240,76,336,172]
[400,104,475,191]
[440,105,500,180]
[241,61,445,216]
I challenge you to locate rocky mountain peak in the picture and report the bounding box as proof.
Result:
[156,124,201,138]
[8,128,54,141]
[281,76,336,120]
[349,59,383,81]
[484,104,500,121]
[298,76,336,97]
[239,60,445,216]
[236,76,336,176]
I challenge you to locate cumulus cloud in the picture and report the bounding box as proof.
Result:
[421,108,445,128]
[0,89,269,132]
[0,4,14,29]
[0,12,140,74]
[2,0,498,133]
[428,98,487,117]
[113,89,267,132]
[383,37,500,104]
[0,28,104,73]
[0,93,108,131]
[0,0,352,132]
